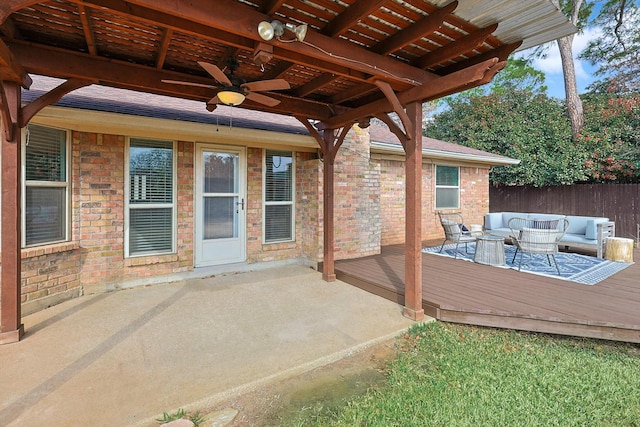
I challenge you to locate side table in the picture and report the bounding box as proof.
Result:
[605,237,634,262]
[474,235,506,266]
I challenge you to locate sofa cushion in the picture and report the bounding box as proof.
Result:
[530,213,564,222]
[502,212,527,228]
[560,233,593,244]
[565,215,608,237]
[533,219,559,229]
[484,212,504,230]
[565,215,589,235]
[585,218,609,239]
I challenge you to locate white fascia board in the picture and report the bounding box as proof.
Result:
[371,141,520,166]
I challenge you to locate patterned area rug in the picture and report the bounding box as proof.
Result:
[422,242,633,285]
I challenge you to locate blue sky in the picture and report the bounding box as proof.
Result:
[519,24,602,99]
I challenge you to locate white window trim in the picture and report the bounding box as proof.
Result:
[262,150,295,244]
[434,164,460,210]
[124,137,177,257]
[21,124,71,248]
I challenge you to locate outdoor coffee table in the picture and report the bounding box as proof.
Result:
[474,235,506,266]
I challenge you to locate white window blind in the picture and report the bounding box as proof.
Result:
[24,124,68,246]
[264,150,294,243]
[435,165,460,209]
[128,138,175,255]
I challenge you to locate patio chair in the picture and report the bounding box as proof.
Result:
[438,212,477,259]
[508,218,569,274]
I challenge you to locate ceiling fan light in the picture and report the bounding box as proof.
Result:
[217,89,246,106]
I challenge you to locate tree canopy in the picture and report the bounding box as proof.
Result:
[424,90,585,186]
[580,0,640,94]
[424,57,640,186]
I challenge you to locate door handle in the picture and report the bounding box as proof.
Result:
[236,198,245,213]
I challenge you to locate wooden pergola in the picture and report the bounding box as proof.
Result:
[0,0,575,343]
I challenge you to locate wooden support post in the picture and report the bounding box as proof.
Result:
[0,81,24,344]
[322,129,337,281]
[403,102,424,321]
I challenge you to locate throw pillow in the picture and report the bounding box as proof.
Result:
[533,219,559,230]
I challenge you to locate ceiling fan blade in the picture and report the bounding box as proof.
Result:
[162,79,216,89]
[241,79,290,92]
[197,61,232,86]
[246,92,281,107]
[207,96,220,105]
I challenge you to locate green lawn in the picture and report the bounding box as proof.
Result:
[290,322,640,427]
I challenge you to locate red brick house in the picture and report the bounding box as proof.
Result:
[8,76,516,317]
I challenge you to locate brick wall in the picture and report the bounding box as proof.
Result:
[332,126,381,259]
[297,155,323,262]
[377,159,490,245]
[20,242,82,315]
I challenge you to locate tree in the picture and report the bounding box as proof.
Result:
[489,58,547,95]
[424,90,587,186]
[580,0,640,94]
[578,93,640,182]
[549,0,592,139]
[452,57,547,99]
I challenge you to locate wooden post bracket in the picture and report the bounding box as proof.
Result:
[296,116,351,164]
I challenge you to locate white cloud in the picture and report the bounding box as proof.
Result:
[530,27,601,77]
[518,26,603,95]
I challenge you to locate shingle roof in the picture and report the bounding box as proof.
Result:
[25,76,309,136]
[369,124,517,164]
[25,75,517,165]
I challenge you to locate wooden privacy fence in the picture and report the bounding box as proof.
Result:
[489,183,639,242]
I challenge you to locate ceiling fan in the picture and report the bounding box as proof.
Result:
[162,58,290,107]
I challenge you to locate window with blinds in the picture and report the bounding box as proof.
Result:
[264,150,294,243]
[127,138,175,256]
[435,165,460,209]
[24,124,69,247]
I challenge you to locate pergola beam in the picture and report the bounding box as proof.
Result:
[8,41,338,120]
[318,58,501,130]
[0,38,31,88]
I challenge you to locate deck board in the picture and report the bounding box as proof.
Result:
[334,242,640,343]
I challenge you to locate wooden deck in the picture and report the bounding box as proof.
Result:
[334,242,640,343]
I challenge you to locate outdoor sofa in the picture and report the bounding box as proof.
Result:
[483,212,615,258]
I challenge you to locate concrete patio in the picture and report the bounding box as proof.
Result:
[0,265,419,427]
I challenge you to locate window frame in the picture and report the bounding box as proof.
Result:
[262,149,295,244]
[435,165,460,210]
[125,137,177,257]
[21,124,71,248]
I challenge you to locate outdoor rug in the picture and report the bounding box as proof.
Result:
[422,242,633,285]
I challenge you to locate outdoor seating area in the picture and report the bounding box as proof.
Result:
[432,214,632,283]
[483,212,615,258]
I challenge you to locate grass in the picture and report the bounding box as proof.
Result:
[288,322,640,427]
[156,408,204,426]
